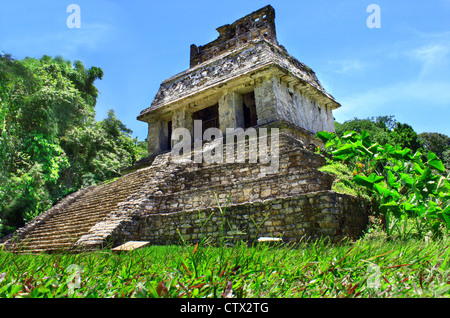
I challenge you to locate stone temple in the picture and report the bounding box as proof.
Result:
[137,5,338,159]
[1,5,369,253]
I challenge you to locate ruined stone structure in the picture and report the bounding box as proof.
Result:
[1,6,369,253]
[137,5,339,158]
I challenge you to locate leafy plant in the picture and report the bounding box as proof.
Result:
[317,130,450,239]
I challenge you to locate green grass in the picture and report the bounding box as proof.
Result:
[1,231,449,298]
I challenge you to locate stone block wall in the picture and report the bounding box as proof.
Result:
[147,169,334,215]
[137,130,332,212]
[112,191,369,246]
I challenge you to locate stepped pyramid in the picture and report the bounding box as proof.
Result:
[1,6,369,253]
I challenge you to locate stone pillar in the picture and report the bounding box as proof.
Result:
[147,119,168,157]
[324,105,336,133]
[254,75,279,125]
[171,107,193,144]
[218,91,244,134]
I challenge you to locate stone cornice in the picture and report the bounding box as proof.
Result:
[138,40,339,122]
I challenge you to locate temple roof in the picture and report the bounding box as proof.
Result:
[189,5,279,68]
[138,39,339,121]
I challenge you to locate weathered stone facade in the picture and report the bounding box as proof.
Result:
[189,5,279,68]
[115,191,368,246]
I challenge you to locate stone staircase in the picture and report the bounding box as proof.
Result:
[1,164,171,253]
[1,127,369,253]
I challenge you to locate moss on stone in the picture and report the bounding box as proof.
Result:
[319,160,371,201]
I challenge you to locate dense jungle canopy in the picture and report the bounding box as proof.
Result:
[0,53,147,236]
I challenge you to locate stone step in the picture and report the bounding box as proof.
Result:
[32,206,113,224]
[5,164,170,252]
[18,232,89,247]
[23,220,98,237]
[23,205,118,229]
[149,169,333,214]
[48,202,120,216]
[17,234,82,246]
[160,148,326,193]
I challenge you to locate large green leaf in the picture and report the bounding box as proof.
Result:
[374,183,400,199]
[353,173,384,188]
[390,148,412,160]
[332,143,355,156]
[414,162,425,175]
[400,172,414,188]
[316,131,335,144]
[341,131,359,141]
[380,201,402,218]
[409,150,423,164]
[427,151,446,173]
[437,205,450,226]
[419,167,432,183]
[384,144,394,153]
[425,201,440,219]
[360,130,372,148]
[367,143,381,155]
[332,153,356,162]
[386,170,400,189]
[402,202,422,218]
[355,142,373,157]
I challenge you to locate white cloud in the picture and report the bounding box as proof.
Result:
[3,21,115,58]
[390,30,450,79]
[327,59,367,74]
[333,30,450,121]
[408,42,450,78]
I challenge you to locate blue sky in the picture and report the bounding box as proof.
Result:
[1,0,449,140]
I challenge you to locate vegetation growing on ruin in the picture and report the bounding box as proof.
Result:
[318,160,371,200]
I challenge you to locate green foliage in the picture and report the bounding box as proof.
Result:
[317,130,450,239]
[419,132,450,171]
[0,235,448,298]
[0,53,146,236]
[61,110,145,188]
[335,116,450,172]
[390,123,423,153]
[443,149,450,171]
[335,116,393,146]
[318,161,371,200]
[335,116,423,153]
